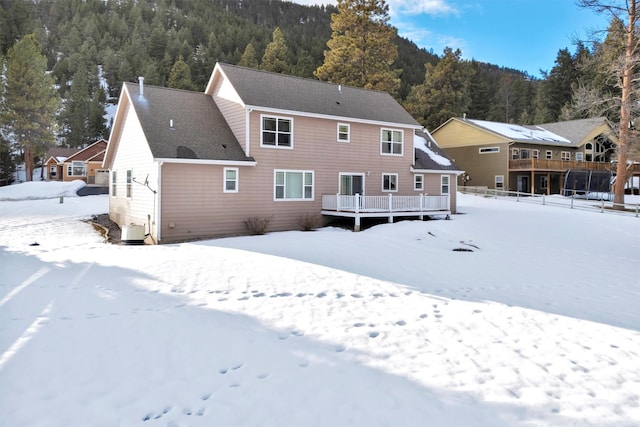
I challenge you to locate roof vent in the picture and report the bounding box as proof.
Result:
[138,76,144,96]
[169,119,174,129]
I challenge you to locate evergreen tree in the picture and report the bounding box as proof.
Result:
[533,48,579,123]
[405,47,470,130]
[1,34,59,181]
[167,55,196,90]
[260,27,290,73]
[59,65,91,147]
[314,0,400,94]
[238,43,259,69]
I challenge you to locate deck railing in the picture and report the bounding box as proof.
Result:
[322,194,450,213]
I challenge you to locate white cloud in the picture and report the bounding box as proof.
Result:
[389,0,458,16]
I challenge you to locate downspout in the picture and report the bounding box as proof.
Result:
[156,161,163,243]
[245,108,252,156]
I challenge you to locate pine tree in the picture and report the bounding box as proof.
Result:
[238,43,259,69]
[405,47,470,130]
[167,55,196,90]
[314,0,400,94]
[1,34,59,182]
[261,27,290,73]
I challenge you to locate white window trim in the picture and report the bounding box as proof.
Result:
[540,176,548,189]
[337,123,350,142]
[261,114,293,149]
[511,148,520,159]
[532,149,539,159]
[380,128,403,156]
[339,172,365,195]
[440,175,450,195]
[382,173,398,192]
[414,174,424,191]
[479,147,500,154]
[546,150,553,160]
[69,160,87,177]
[575,152,584,161]
[274,169,314,201]
[561,151,571,161]
[495,175,504,189]
[224,167,239,193]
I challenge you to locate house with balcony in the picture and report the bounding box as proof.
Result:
[103,63,461,243]
[430,116,631,194]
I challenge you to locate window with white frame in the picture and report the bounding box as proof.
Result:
[337,123,350,142]
[224,168,238,192]
[414,174,424,191]
[495,175,504,189]
[382,173,398,191]
[512,148,520,159]
[479,147,500,154]
[111,171,117,197]
[546,150,553,160]
[261,115,292,148]
[576,152,584,161]
[126,170,132,198]
[381,129,403,155]
[441,175,450,195]
[561,151,571,161]
[532,149,539,159]
[68,161,86,176]
[49,165,56,176]
[274,170,313,200]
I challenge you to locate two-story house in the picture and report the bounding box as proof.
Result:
[103,63,460,243]
[431,116,626,194]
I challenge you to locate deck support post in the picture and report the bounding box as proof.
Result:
[354,216,361,232]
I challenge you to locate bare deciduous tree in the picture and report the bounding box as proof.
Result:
[578,0,640,207]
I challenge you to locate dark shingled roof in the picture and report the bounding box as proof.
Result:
[125,82,254,163]
[216,63,421,127]
[413,130,462,172]
[535,117,615,145]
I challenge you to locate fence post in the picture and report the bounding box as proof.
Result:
[570,195,574,209]
[542,194,545,205]
[420,193,424,211]
[355,193,360,214]
[516,191,520,202]
[601,199,605,213]
[388,193,393,212]
[336,193,341,211]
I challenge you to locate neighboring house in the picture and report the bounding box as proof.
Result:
[431,116,632,194]
[44,147,77,181]
[45,140,109,185]
[103,63,461,244]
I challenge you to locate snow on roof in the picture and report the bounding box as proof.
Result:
[414,132,452,166]
[469,119,571,144]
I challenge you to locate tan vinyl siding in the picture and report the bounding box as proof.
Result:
[108,102,158,238]
[445,143,509,190]
[433,119,508,148]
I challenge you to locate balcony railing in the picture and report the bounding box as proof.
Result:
[322,193,450,213]
[509,159,619,172]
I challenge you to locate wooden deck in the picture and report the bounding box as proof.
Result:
[321,194,451,231]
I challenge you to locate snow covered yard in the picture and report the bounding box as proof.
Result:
[0,182,639,427]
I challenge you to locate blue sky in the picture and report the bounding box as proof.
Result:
[292,0,613,78]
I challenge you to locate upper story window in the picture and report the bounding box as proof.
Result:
[261,115,292,148]
[576,152,584,161]
[337,123,350,142]
[561,151,571,161]
[546,150,553,160]
[68,161,86,176]
[480,147,499,154]
[381,129,403,155]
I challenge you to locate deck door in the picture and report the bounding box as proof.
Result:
[340,173,364,196]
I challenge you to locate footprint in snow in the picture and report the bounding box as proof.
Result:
[369,331,380,338]
[201,393,212,401]
[316,292,327,298]
[395,320,407,326]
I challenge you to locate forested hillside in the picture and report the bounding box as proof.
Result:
[0,0,610,149]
